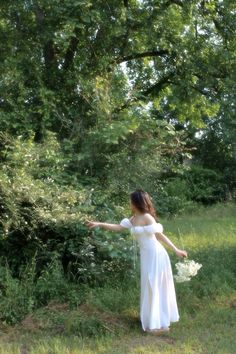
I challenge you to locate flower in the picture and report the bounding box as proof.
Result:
[174,259,202,283]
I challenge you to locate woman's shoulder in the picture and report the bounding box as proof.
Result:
[120,216,133,229]
[143,213,156,224]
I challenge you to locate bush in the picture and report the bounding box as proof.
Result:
[0,254,86,324]
[183,165,226,204]
[0,255,37,324]
[153,178,198,217]
[0,132,135,285]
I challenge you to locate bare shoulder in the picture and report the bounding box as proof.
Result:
[143,213,156,224]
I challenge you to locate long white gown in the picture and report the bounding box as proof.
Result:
[120,217,180,331]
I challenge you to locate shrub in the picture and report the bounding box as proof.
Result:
[183,165,226,204]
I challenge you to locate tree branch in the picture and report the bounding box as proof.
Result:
[142,72,175,97]
[115,49,169,64]
[34,4,57,71]
[164,0,183,8]
[193,71,229,80]
[113,72,175,114]
[63,28,80,71]
[43,40,56,70]
[34,4,44,26]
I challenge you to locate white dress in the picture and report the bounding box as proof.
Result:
[120,217,180,331]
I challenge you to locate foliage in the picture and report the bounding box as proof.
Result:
[0,0,235,179]
[191,123,236,200]
[0,253,86,324]
[0,0,235,226]
[183,165,227,204]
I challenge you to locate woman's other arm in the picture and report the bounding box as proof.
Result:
[156,232,188,258]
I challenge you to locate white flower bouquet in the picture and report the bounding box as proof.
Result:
[174,258,202,283]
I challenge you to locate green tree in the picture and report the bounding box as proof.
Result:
[0,0,235,178]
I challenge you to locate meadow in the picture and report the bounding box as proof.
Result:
[0,202,235,354]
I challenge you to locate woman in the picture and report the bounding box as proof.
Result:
[85,189,188,334]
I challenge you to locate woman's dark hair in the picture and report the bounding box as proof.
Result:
[130,189,158,221]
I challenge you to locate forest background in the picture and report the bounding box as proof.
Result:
[0,1,236,352]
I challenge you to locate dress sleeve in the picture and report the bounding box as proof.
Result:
[120,218,132,229]
[144,222,164,234]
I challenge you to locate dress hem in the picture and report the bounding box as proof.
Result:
[141,317,180,332]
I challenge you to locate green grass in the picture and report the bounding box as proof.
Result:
[0,202,236,353]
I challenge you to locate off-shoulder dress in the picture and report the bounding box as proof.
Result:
[120,217,180,331]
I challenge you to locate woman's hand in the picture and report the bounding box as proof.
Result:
[85,220,123,232]
[85,220,100,229]
[175,249,188,258]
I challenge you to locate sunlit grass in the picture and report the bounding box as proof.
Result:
[164,201,236,250]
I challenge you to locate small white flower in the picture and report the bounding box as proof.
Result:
[174,259,202,283]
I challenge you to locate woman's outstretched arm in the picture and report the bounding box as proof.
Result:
[156,232,188,258]
[85,220,124,232]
